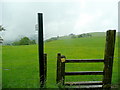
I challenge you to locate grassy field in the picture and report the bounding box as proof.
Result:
[2,34,119,88]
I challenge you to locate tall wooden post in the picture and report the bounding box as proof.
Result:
[38,13,45,88]
[103,30,116,89]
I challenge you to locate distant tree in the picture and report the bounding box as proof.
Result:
[82,34,86,37]
[69,33,74,36]
[78,34,83,38]
[19,37,30,45]
[30,40,36,44]
[85,33,92,37]
[78,33,92,38]
[0,25,5,43]
[71,35,76,38]
[12,37,36,45]
[69,33,76,38]
[57,36,59,38]
[0,25,5,31]
[12,41,20,45]
[88,33,92,37]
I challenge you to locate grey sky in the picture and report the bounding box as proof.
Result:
[0,0,118,41]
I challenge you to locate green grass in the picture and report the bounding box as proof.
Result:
[2,35,119,88]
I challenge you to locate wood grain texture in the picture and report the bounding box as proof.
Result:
[103,30,116,88]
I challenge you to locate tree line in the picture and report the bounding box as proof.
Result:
[70,33,92,38]
[45,33,92,42]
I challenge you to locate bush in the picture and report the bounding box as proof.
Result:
[78,33,92,38]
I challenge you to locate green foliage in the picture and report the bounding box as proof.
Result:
[30,40,36,44]
[0,25,5,31]
[12,41,20,45]
[19,37,30,45]
[78,34,83,38]
[69,33,75,36]
[78,33,92,38]
[69,33,76,38]
[12,37,36,45]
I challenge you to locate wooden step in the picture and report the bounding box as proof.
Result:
[65,81,103,86]
[65,71,104,75]
[64,85,103,89]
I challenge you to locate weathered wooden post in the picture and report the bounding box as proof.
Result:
[103,30,116,89]
[38,13,47,88]
[56,53,61,84]
[56,54,65,86]
[61,55,66,85]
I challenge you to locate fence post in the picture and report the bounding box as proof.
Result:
[56,53,61,84]
[61,55,66,85]
[103,30,116,89]
[38,13,45,88]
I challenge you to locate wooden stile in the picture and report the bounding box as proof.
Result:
[37,12,116,89]
[56,30,116,89]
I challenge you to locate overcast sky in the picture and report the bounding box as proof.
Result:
[0,0,119,41]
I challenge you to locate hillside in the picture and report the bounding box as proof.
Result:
[45,32,106,42]
[90,32,106,37]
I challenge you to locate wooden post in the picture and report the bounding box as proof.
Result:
[38,13,45,88]
[56,53,61,84]
[61,55,66,85]
[103,30,116,89]
[56,54,65,86]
